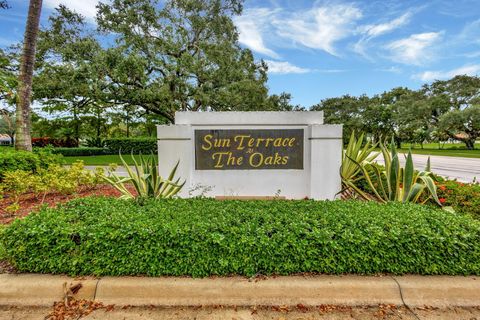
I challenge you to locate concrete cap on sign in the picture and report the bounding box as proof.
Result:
[174,111,324,126]
[309,124,343,139]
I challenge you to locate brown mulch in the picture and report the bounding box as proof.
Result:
[0,259,15,274]
[0,184,136,225]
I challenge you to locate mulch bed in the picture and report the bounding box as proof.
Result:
[0,184,135,225]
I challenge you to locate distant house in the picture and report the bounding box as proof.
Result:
[0,134,12,145]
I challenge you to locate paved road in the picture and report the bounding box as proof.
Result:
[376,154,480,183]
[86,154,480,183]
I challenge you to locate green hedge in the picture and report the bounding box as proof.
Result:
[0,149,62,180]
[104,138,156,154]
[42,138,157,157]
[0,150,39,179]
[2,198,480,277]
[436,180,480,219]
[47,147,112,157]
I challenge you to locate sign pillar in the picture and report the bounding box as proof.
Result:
[309,124,343,199]
[157,125,192,198]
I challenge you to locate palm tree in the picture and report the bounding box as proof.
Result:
[15,0,42,151]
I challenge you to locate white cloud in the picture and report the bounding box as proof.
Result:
[354,12,413,57]
[460,19,480,44]
[414,64,480,82]
[317,69,347,73]
[465,51,480,58]
[377,66,402,73]
[234,8,279,58]
[44,0,100,22]
[385,32,443,65]
[360,12,412,38]
[264,60,310,74]
[273,3,362,56]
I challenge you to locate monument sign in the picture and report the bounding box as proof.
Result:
[157,111,342,200]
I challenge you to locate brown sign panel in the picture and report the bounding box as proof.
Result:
[195,129,304,170]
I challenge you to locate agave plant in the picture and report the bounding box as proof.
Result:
[339,132,379,199]
[346,138,441,206]
[101,153,185,200]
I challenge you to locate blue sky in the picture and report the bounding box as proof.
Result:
[1,0,480,108]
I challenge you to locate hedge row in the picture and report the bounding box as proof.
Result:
[32,137,78,148]
[2,197,479,277]
[0,149,62,180]
[47,147,113,156]
[0,150,39,179]
[42,138,157,156]
[436,180,480,219]
[103,138,157,154]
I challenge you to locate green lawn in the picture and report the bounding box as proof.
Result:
[397,148,480,158]
[402,142,480,149]
[63,154,155,165]
[397,142,480,158]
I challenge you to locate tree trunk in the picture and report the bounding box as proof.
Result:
[126,108,130,137]
[394,136,401,149]
[465,139,475,150]
[15,0,42,152]
[73,105,80,143]
[96,107,101,138]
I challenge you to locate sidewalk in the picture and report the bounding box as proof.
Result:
[1,274,479,308]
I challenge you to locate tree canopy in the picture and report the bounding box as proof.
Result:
[314,75,480,149]
[1,0,479,149]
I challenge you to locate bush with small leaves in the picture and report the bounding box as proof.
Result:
[2,198,479,277]
[0,161,102,211]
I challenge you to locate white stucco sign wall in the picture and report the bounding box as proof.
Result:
[157,111,342,200]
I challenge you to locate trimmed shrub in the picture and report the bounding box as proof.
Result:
[46,147,112,157]
[104,138,157,154]
[0,162,104,212]
[436,180,480,219]
[0,150,39,180]
[2,198,480,277]
[32,137,78,148]
[0,149,63,181]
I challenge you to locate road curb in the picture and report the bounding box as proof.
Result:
[0,274,479,308]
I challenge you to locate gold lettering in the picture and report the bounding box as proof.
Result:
[273,138,283,147]
[288,138,296,147]
[226,153,243,166]
[212,152,229,168]
[265,138,275,147]
[249,152,263,168]
[264,155,273,165]
[214,138,231,148]
[202,134,213,151]
[234,135,251,150]
[281,156,289,165]
[256,138,265,147]
[273,153,282,165]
